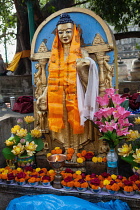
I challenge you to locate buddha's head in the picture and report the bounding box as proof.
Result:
[56,13,74,45]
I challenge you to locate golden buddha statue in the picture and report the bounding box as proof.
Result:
[36,13,99,160]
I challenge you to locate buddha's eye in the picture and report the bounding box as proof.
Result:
[66,30,72,34]
[58,31,63,34]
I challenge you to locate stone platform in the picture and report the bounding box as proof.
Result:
[1,182,140,210]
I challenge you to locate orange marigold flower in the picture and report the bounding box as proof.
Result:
[90,185,99,190]
[41,168,47,173]
[51,150,56,154]
[85,175,91,181]
[61,180,66,186]
[73,174,82,179]
[124,186,133,192]
[67,148,75,154]
[77,153,82,158]
[74,182,81,187]
[133,183,138,190]
[81,150,87,156]
[98,175,104,181]
[118,182,124,188]
[67,181,74,187]
[106,185,112,190]
[111,183,120,191]
[55,149,62,154]
[135,180,140,184]
[102,157,107,162]
[81,182,88,188]
[28,177,36,183]
[19,178,25,182]
[66,154,73,161]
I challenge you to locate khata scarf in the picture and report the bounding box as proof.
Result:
[48,24,84,134]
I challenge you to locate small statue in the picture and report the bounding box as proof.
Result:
[98,140,110,157]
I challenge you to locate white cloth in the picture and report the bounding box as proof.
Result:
[77,57,99,125]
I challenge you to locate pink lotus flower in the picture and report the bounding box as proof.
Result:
[112,94,126,106]
[105,88,116,96]
[94,88,131,148]
[96,94,109,107]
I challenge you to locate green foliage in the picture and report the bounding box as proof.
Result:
[34,138,44,151]
[88,0,140,31]
[2,148,15,160]
[0,0,17,44]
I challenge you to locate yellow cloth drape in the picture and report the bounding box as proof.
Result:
[7,50,30,72]
[48,25,84,134]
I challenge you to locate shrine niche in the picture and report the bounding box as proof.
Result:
[31,8,117,156]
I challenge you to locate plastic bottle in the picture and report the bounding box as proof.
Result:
[107,148,118,175]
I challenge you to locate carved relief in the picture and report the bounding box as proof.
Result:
[92,33,114,95]
[34,42,49,132]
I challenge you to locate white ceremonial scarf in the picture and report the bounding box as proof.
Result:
[77,57,99,126]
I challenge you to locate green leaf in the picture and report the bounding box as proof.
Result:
[2,147,15,160]
[121,155,138,167]
[25,133,32,142]
[14,135,20,144]
[34,138,44,151]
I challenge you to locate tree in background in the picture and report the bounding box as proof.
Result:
[0,0,140,75]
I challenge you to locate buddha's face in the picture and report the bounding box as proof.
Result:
[57,23,74,44]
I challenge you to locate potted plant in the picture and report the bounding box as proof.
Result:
[2,116,44,168]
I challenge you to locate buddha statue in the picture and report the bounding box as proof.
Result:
[37,13,99,160]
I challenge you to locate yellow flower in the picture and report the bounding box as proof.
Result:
[0,168,5,173]
[103,179,110,185]
[11,143,24,155]
[25,141,37,156]
[54,147,60,150]
[92,157,98,163]
[75,170,81,175]
[31,129,42,138]
[133,149,140,163]
[3,170,8,174]
[17,168,22,172]
[77,157,84,163]
[36,168,41,172]
[16,128,27,138]
[134,117,140,124]
[47,153,52,157]
[118,143,132,157]
[111,174,117,180]
[5,139,14,146]
[11,125,21,134]
[49,169,55,174]
[24,116,35,124]
[126,130,140,141]
[97,157,103,162]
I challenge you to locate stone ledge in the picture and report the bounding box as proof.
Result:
[0,183,139,210]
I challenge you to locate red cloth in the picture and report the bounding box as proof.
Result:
[129,93,140,110]
[121,93,130,98]
[12,96,33,114]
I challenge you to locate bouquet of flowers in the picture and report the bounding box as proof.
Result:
[2,116,44,160]
[118,117,140,168]
[94,88,132,148]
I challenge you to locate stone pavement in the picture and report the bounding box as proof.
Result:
[0,107,33,120]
